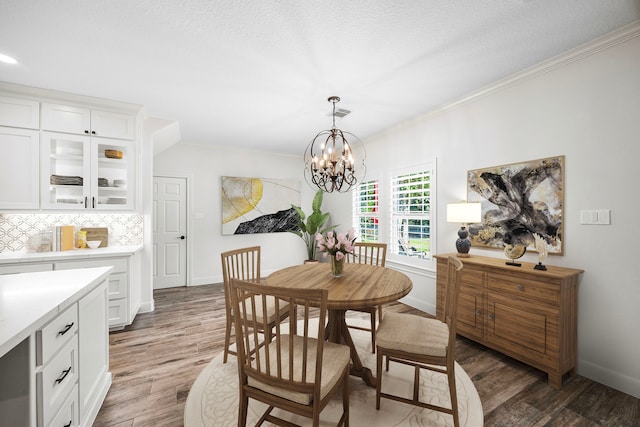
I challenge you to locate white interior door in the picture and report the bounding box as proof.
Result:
[153,176,187,289]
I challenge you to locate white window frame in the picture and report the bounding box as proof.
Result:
[388,161,436,265]
[352,179,380,242]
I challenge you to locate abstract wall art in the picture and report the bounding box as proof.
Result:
[221,177,300,235]
[467,156,564,254]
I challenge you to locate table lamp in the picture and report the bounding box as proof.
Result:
[447,202,482,257]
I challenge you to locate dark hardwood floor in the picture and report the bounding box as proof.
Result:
[94,284,639,427]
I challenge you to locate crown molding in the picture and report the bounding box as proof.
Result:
[423,20,640,119]
[0,81,143,113]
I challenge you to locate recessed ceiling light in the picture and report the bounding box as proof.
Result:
[0,53,18,64]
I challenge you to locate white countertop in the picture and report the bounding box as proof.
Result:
[0,267,112,358]
[0,244,143,264]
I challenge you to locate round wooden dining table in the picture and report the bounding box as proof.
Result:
[265,262,413,387]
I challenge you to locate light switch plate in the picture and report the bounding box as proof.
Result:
[580,209,611,225]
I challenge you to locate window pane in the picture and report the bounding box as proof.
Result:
[390,169,431,259]
[353,180,379,242]
[357,217,379,242]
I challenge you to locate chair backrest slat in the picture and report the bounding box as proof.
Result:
[346,242,387,266]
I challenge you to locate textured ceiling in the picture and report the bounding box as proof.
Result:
[1,1,639,155]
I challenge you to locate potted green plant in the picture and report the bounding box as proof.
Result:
[290,189,336,262]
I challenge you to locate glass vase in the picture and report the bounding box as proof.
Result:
[330,255,344,278]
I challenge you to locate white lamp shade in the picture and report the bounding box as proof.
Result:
[447,202,482,224]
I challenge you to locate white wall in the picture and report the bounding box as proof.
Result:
[153,143,318,285]
[327,27,640,398]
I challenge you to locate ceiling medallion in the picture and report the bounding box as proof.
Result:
[304,96,366,193]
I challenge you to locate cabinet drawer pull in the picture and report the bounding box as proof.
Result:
[91,130,96,135]
[84,130,89,134]
[64,421,72,427]
[55,367,72,384]
[57,322,74,336]
[488,313,494,320]
[517,284,524,291]
[475,309,481,316]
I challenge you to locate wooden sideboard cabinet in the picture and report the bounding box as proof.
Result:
[434,253,583,389]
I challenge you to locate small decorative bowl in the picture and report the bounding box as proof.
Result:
[86,240,101,249]
[105,149,123,159]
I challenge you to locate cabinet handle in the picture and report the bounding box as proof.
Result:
[84,130,89,134]
[92,197,95,208]
[84,196,88,208]
[55,367,72,384]
[91,130,96,135]
[517,284,524,291]
[57,322,74,336]
[488,313,494,320]
[64,421,72,427]
[475,309,481,316]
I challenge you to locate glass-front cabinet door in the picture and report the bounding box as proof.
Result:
[91,137,134,210]
[41,132,134,210]
[41,132,91,209]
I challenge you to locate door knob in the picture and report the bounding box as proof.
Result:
[179,235,186,240]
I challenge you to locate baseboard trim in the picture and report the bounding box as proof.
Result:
[400,295,435,317]
[139,300,155,313]
[577,358,640,399]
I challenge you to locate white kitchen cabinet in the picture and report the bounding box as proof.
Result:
[0,85,141,213]
[36,329,78,427]
[78,281,109,426]
[0,127,40,209]
[54,255,139,330]
[41,103,136,140]
[0,95,39,129]
[0,269,111,427]
[40,131,135,210]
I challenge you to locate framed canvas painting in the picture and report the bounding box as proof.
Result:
[221,177,300,235]
[467,156,564,254]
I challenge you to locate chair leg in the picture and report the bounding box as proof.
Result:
[223,316,232,363]
[342,367,350,427]
[238,391,248,427]
[375,349,383,410]
[448,362,459,427]
[370,310,376,353]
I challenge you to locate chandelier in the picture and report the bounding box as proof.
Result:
[304,96,366,193]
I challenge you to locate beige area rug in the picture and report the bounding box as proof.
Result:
[185,319,483,426]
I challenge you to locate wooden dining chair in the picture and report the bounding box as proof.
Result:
[345,242,387,352]
[220,246,292,363]
[230,278,350,427]
[375,255,464,427]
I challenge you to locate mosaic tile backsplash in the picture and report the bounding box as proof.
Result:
[0,213,144,252]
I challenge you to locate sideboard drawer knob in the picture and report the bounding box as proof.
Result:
[517,284,524,291]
